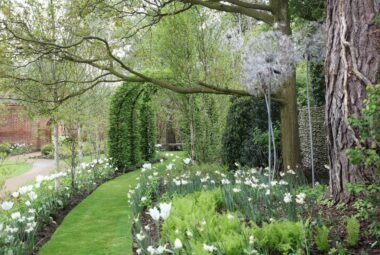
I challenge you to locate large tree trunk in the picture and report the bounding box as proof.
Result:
[325,0,379,201]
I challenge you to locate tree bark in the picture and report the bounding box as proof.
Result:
[77,123,84,164]
[325,0,380,201]
[53,121,60,188]
[272,0,302,171]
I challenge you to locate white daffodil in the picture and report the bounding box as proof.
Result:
[183,158,191,165]
[295,192,306,204]
[11,212,21,220]
[203,243,217,253]
[174,238,183,249]
[12,192,19,198]
[28,191,37,201]
[136,232,145,241]
[1,201,13,211]
[283,193,292,203]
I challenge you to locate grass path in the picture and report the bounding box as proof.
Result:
[39,170,140,255]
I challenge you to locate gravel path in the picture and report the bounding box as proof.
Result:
[3,153,59,193]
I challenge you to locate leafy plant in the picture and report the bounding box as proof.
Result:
[41,143,53,156]
[346,216,360,247]
[346,84,380,169]
[315,225,330,252]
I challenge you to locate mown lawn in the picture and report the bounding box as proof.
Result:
[0,160,32,182]
[39,151,184,255]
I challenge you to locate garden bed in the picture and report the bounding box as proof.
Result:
[128,159,380,254]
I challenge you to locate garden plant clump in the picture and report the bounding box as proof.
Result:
[0,157,118,254]
[128,155,380,254]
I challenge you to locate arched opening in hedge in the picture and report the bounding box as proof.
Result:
[109,82,157,172]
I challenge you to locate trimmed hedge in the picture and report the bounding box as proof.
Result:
[108,82,156,171]
[221,97,281,169]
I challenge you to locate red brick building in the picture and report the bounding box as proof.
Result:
[0,103,51,150]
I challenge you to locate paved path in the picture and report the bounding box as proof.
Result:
[4,152,58,193]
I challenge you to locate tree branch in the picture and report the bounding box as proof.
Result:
[178,0,274,24]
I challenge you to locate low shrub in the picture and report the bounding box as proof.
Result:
[41,144,53,156]
[0,143,11,157]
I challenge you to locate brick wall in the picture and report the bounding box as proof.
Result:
[0,104,51,150]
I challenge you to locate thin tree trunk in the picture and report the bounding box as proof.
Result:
[53,121,60,188]
[189,96,196,160]
[325,0,379,201]
[272,0,302,172]
[77,123,84,164]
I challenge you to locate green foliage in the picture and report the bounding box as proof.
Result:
[41,143,54,156]
[221,97,280,169]
[289,0,325,21]
[162,189,308,254]
[296,61,325,107]
[139,89,157,162]
[109,83,142,171]
[315,225,330,252]
[346,216,360,247]
[251,220,307,254]
[346,84,380,169]
[0,143,10,158]
[109,82,157,171]
[349,182,380,238]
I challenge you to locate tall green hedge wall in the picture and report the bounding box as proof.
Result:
[109,82,156,171]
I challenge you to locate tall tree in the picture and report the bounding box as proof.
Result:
[0,0,302,171]
[325,0,379,201]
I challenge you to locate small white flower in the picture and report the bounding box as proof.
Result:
[136,232,145,241]
[166,163,174,171]
[265,189,271,195]
[186,230,193,237]
[232,188,241,193]
[249,235,256,244]
[12,192,19,198]
[141,196,147,203]
[1,201,13,211]
[28,191,37,201]
[25,200,31,206]
[142,163,152,171]
[11,212,21,220]
[159,203,172,220]
[147,207,160,221]
[280,172,285,177]
[295,192,306,204]
[174,238,183,249]
[221,179,230,185]
[284,193,292,203]
[183,158,191,165]
[227,214,235,220]
[203,243,217,252]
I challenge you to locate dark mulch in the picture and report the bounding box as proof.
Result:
[310,203,380,254]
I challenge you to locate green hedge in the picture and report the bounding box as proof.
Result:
[108,82,156,171]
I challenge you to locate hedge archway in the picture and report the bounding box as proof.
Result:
[109,82,156,171]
